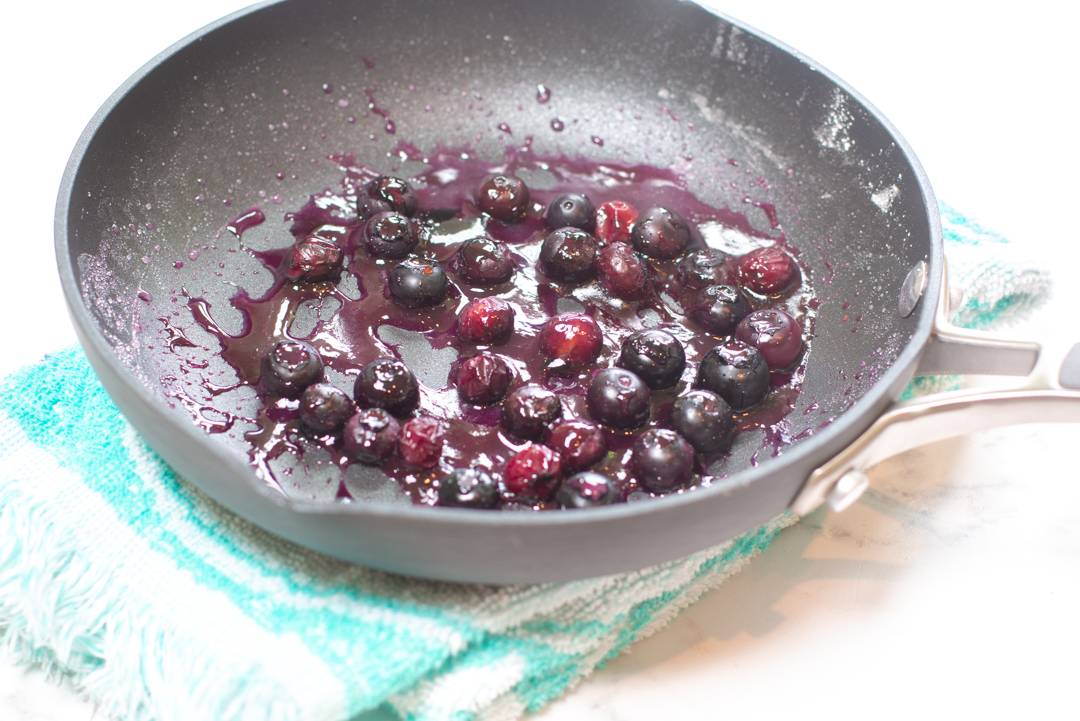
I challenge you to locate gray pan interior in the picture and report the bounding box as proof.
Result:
[57,0,941,583]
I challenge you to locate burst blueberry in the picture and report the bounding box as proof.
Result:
[457,296,516,345]
[342,407,401,464]
[282,235,343,282]
[367,175,418,217]
[456,352,513,405]
[597,243,653,301]
[503,443,562,500]
[397,416,444,468]
[455,236,515,285]
[545,419,607,471]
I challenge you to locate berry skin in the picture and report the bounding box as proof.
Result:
[361,212,419,259]
[476,174,529,222]
[353,359,420,416]
[538,313,603,366]
[455,236,515,286]
[456,352,513,405]
[630,207,692,260]
[342,407,401,464]
[735,309,804,369]
[594,200,639,244]
[690,284,752,336]
[298,383,356,435]
[618,329,686,390]
[457,296,515,345]
[367,175,418,217]
[389,256,449,308]
[437,467,501,509]
[539,227,599,283]
[503,443,562,499]
[632,428,695,492]
[669,390,734,454]
[696,339,770,411]
[678,249,736,290]
[555,472,619,509]
[737,246,801,296]
[397,416,444,468]
[545,419,607,471]
[596,243,653,301]
[586,367,651,430]
[545,192,595,231]
[261,340,324,397]
[357,195,394,222]
[502,385,562,439]
[282,235,343,282]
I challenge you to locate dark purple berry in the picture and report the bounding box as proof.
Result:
[476,174,529,222]
[455,236,515,285]
[737,246,801,296]
[282,235,343,282]
[367,175,418,217]
[678,249,736,290]
[298,383,355,435]
[545,420,607,471]
[397,416,444,468]
[597,243,653,301]
[545,192,595,231]
[456,352,513,405]
[502,385,562,439]
[457,297,515,345]
[618,329,686,390]
[669,390,734,455]
[354,359,420,416]
[438,467,501,509]
[357,195,393,222]
[361,212,419,259]
[594,201,639,244]
[690,284,752,336]
[389,256,449,308]
[538,313,603,366]
[261,340,324,397]
[555,472,619,509]
[342,407,401,464]
[630,207,692,260]
[696,339,770,410]
[586,367,651,430]
[735,309,804,369]
[503,444,562,499]
[632,428,695,492]
[539,227,599,283]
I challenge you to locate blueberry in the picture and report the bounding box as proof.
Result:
[455,236,515,286]
[668,390,734,454]
[503,443,562,500]
[690,284,752,336]
[361,212,419,259]
[618,329,686,390]
[696,339,770,410]
[354,358,420,416]
[632,428,695,492]
[501,385,562,439]
[586,367,651,430]
[457,296,516,345]
[298,383,355,435]
[397,416,444,468]
[282,235,343,283]
[389,256,449,308]
[630,207,692,260]
[367,175,418,217]
[538,313,603,366]
[437,467,501,509]
[456,352,513,405]
[555,471,619,509]
[735,309,804,369]
[544,419,607,471]
[678,249,736,290]
[261,340,324,397]
[545,192,595,231]
[596,243,653,301]
[357,195,394,222]
[342,407,401,464]
[476,174,529,222]
[737,246,801,296]
[539,227,599,283]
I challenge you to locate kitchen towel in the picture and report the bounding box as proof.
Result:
[0,203,1050,721]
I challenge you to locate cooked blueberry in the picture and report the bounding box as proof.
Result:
[389,256,449,308]
[342,407,401,464]
[696,339,770,410]
[632,428,695,492]
[586,367,651,430]
[354,358,420,416]
[361,212,419,259]
[475,174,529,222]
[455,236,515,285]
[456,352,513,405]
[298,383,355,435]
[555,471,619,509]
[594,200,639,244]
[357,195,394,222]
[737,246,801,296]
[735,309,804,369]
[538,313,603,366]
[397,416,444,468]
[690,284,752,336]
[597,243,653,301]
[457,296,516,345]
[618,329,686,390]
[545,192,595,231]
[282,235,343,282]
[261,340,324,397]
[545,419,607,471]
[539,227,599,283]
[678,249,736,290]
[668,390,734,454]
[367,175,418,217]
[503,443,562,500]
[502,385,562,439]
[437,467,501,509]
[630,207,692,260]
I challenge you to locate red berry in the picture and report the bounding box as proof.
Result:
[594,201,639,244]
[397,416,444,468]
[596,243,653,301]
[538,313,603,365]
[503,443,562,499]
[545,419,607,471]
[456,352,513,405]
[737,246,801,296]
[282,235,342,282]
[457,297,515,345]
[735,309,804,369]
[476,174,529,222]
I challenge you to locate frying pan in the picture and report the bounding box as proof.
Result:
[55,0,1080,584]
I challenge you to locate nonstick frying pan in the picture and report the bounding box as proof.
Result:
[55,0,1080,583]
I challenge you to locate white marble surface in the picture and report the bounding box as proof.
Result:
[1,0,1078,718]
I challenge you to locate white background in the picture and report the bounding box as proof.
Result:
[1,1,1078,719]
